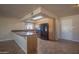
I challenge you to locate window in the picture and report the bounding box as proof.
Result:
[26,23,34,30]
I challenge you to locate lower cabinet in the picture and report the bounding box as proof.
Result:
[27,35,37,54]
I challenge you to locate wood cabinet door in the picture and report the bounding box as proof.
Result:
[27,35,37,54]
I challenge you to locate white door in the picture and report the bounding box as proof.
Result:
[61,19,73,40]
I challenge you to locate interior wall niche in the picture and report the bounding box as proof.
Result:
[34,17,56,41]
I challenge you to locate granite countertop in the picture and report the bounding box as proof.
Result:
[12,30,35,32]
[12,30,36,37]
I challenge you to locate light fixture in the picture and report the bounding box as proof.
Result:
[32,15,43,20]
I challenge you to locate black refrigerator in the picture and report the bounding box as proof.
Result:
[39,23,49,40]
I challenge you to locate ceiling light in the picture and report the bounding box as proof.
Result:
[32,16,43,20]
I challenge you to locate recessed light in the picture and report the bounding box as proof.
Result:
[32,15,43,20]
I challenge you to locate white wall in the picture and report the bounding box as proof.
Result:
[0,17,25,41]
[55,17,61,40]
[60,17,73,40]
[71,15,79,42]
[12,33,27,53]
[60,15,79,42]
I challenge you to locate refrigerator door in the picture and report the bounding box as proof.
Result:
[40,23,49,40]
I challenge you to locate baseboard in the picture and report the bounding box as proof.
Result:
[0,38,14,41]
[59,38,79,43]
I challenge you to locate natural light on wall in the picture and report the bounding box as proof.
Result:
[26,23,34,30]
[25,22,34,35]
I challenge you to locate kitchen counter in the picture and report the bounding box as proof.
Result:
[13,32,34,37]
[12,30,36,37]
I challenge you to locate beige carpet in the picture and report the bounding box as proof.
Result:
[37,38,79,54]
[0,40,25,54]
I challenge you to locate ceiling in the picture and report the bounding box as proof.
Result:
[0,4,79,18]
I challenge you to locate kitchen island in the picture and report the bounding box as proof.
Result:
[12,30,37,54]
